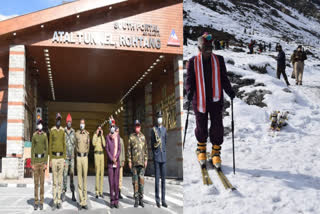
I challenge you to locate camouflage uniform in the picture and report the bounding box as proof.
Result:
[127,132,148,199]
[63,127,76,193]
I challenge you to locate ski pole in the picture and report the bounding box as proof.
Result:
[183,101,191,149]
[231,99,235,174]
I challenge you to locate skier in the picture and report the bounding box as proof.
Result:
[186,32,235,169]
[276,45,290,86]
[268,43,271,51]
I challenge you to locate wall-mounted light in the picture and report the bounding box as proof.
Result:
[160,55,164,58]
[41,25,44,28]
[109,6,112,10]
[76,15,80,18]
[13,32,16,36]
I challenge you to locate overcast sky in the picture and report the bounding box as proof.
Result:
[0,0,74,21]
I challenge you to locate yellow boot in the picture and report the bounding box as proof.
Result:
[211,145,221,168]
[196,142,207,166]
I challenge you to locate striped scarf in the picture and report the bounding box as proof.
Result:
[194,53,221,113]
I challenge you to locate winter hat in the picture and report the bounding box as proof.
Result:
[66,113,72,123]
[198,32,213,48]
[36,118,43,125]
[56,113,62,120]
[134,120,141,126]
[109,118,116,126]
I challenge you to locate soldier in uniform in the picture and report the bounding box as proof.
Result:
[127,120,148,208]
[116,127,125,200]
[49,113,66,210]
[31,118,48,211]
[92,125,105,199]
[62,113,76,202]
[150,111,168,208]
[75,118,90,210]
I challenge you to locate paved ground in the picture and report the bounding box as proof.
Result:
[0,176,183,214]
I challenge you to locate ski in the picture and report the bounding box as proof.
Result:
[196,151,213,185]
[214,167,236,191]
[207,152,236,191]
[200,165,213,185]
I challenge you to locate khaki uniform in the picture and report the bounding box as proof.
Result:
[119,137,125,190]
[31,131,48,205]
[92,133,106,196]
[49,126,66,205]
[127,132,148,199]
[75,129,90,206]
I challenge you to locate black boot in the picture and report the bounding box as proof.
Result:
[61,192,66,202]
[34,204,38,210]
[119,190,123,199]
[134,198,139,208]
[156,202,161,208]
[139,199,144,207]
[71,191,76,202]
[162,201,168,208]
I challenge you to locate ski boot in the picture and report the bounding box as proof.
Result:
[196,142,207,167]
[134,198,139,208]
[211,145,222,168]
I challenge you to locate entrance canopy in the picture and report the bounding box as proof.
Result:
[27,46,175,103]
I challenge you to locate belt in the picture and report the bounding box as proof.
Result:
[52,152,63,157]
[35,153,44,158]
[94,151,104,155]
[77,152,88,157]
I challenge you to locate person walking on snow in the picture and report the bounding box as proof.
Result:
[293,45,307,85]
[186,32,235,169]
[276,45,290,86]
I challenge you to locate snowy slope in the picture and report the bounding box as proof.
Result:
[183,1,320,213]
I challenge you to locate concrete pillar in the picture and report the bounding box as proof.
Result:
[144,82,153,175]
[173,56,184,179]
[2,45,26,179]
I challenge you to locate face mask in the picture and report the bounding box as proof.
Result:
[80,124,85,130]
[157,117,163,125]
[67,122,71,128]
[110,127,115,134]
[135,126,141,133]
[37,124,43,131]
[56,120,61,127]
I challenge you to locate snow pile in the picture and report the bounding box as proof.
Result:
[183,0,320,213]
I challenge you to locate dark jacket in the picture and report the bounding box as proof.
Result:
[277,50,286,70]
[105,134,121,168]
[294,50,307,62]
[150,126,167,163]
[186,54,234,109]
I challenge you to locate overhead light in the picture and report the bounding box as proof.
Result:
[76,15,80,18]
[33,61,37,64]
[13,32,16,36]
[147,69,151,72]
[156,59,160,62]
[153,62,157,66]
[47,65,51,68]
[150,66,154,69]
[109,6,112,10]
[164,69,167,73]
[44,53,49,57]
[41,25,44,28]
[46,61,50,64]
[44,49,49,53]
[45,57,50,61]
[159,55,164,58]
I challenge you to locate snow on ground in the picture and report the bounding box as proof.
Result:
[183,1,320,213]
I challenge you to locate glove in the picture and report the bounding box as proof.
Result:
[229,90,236,100]
[187,91,194,102]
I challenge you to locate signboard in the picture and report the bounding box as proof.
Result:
[167,29,180,47]
[52,22,162,49]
